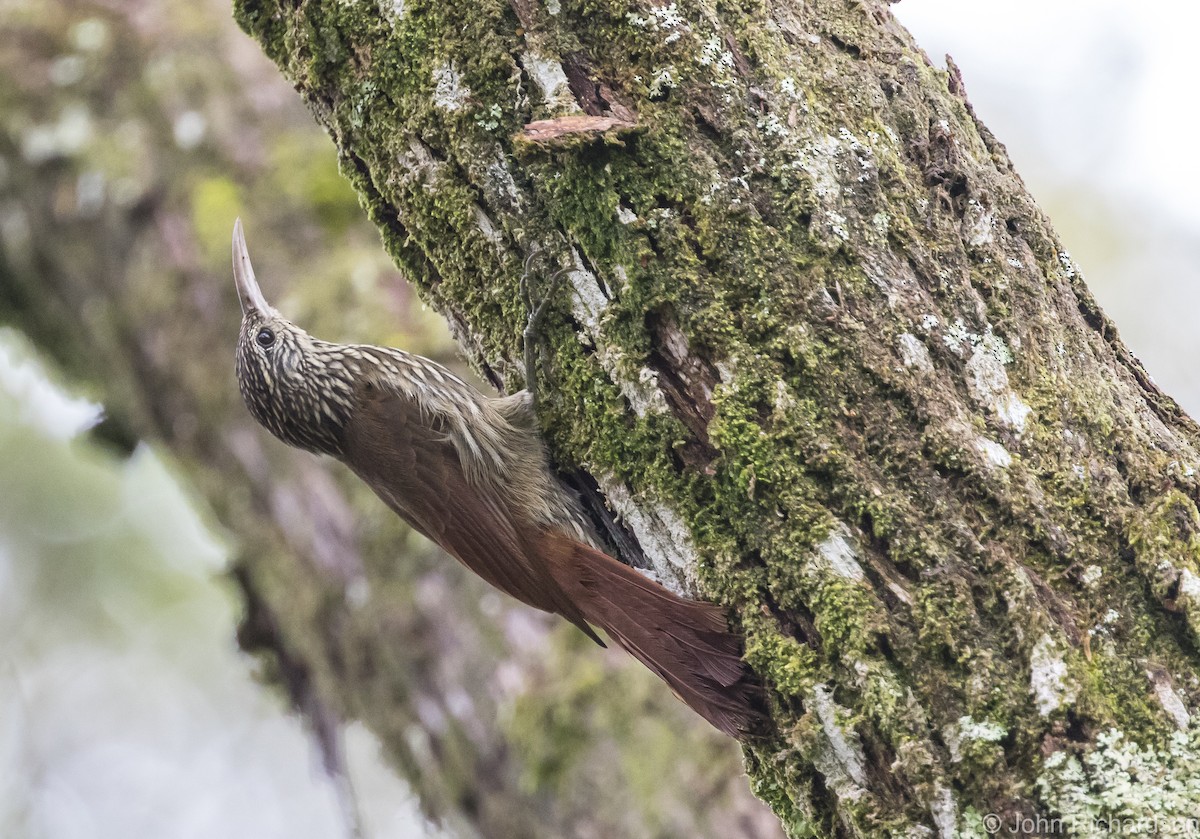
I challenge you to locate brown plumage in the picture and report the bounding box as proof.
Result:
[231,219,767,737]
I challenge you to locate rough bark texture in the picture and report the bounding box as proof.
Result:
[0,2,779,838]
[229,0,1200,835]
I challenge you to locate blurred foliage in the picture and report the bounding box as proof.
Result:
[0,0,778,836]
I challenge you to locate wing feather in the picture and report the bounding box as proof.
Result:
[342,386,603,644]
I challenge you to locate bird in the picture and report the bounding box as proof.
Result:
[230,219,767,738]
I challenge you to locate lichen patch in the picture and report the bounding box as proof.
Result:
[929,783,959,839]
[1029,633,1078,717]
[813,521,865,582]
[811,684,868,792]
[897,332,933,373]
[432,62,468,112]
[523,52,576,114]
[598,478,698,594]
[565,248,609,338]
[973,435,1012,469]
[1147,669,1192,731]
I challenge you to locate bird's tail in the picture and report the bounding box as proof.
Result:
[538,531,769,738]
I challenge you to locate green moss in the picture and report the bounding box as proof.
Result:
[1128,490,1200,646]
[745,628,818,697]
[912,574,979,665]
[1128,491,1200,577]
[745,746,821,839]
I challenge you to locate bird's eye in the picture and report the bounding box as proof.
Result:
[256,327,275,348]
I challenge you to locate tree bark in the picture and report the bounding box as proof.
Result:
[229,0,1200,835]
[0,2,777,838]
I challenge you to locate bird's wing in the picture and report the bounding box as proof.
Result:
[342,385,604,645]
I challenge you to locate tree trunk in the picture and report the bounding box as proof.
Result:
[231,0,1200,835]
[0,2,777,837]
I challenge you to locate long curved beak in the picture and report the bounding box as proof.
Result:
[232,218,274,316]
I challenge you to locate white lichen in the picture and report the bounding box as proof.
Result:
[1029,633,1078,716]
[649,2,685,29]
[649,66,677,96]
[929,783,959,839]
[810,684,868,792]
[797,134,843,199]
[942,318,973,354]
[963,198,994,247]
[523,53,575,113]
[1179,568,1200,604]
[825,210,849,241]
[837,126,875,183]
[432,62,469,111]
[473,103,502,132]
[973,436,1012,469]
[598,479,699,593]
[944,715,1008,763]
[1058,250,1077,279]
[698,34,737,88]
[961,330,1032,434]
[963,715,1007,744]
[596,344,668,418]
[378,0,405,20]
[1038,726,1200,823]
[757,112,787,138]
[897,333,933,373]
[812,522,865,582]
[628,3,690,50]
[565,247,609,337]
[994,392,1033,433]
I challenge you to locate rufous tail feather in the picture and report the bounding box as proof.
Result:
[538,531,768,738]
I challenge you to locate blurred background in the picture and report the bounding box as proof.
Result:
[0,0,1196,837]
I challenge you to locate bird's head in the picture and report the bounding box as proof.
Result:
[232,219,358,457]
